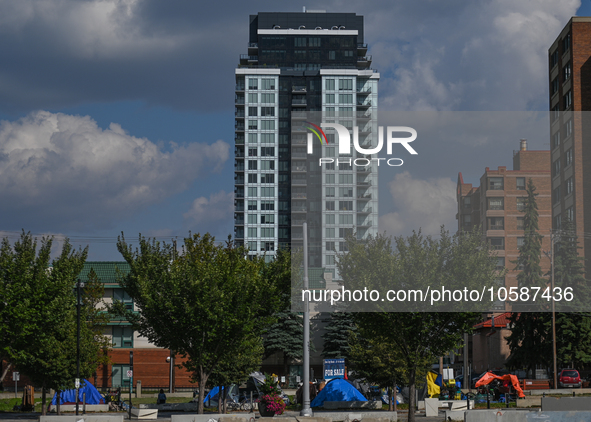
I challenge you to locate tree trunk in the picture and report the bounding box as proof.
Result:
[223,386,227,414]
[41,385,47,416]
[0,361,12,385]
[407,370,416,422]
[56,391,61,416]
[388,386,393,411]
[218,386,222,414]
[197,367,208,414]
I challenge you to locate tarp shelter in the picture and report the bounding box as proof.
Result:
[475,372,525,398]
[51,379,104,405]
[310,378,367,407]
[426,371,442,398]
[203,385,239,406]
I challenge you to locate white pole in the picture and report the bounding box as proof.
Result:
[300,222,313,416]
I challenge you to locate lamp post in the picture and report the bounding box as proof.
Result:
[129,351,133,420]
[550,233,558,390]
[544,233,558,390]
[300,222,313,416]
[76,278,84,416]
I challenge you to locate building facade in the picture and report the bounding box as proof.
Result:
[82,262,193,392]
[548,17,591,274]
[456,141,552,370]
[234,11,379,279]
[457,140,552,312]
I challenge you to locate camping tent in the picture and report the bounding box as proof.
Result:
[310,379,367,407]
[51,379,104,405]
[475,372,525,398]
[202,372,289,406]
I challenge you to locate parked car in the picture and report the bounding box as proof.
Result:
[558,369,581,388]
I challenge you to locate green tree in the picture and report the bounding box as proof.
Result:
[507,178,550,371]
[263,310,303,375]
[337,229,493,422]
[261,249,309,382]
[553,219,591,368]
[322,312,356,360]
[0,231,106,415]
[115,233,282,414]
[348,329,406,411]
[514,178,546,292]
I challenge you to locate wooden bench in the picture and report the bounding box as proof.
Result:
[522,379,551,390]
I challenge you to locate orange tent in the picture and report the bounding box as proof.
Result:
[475,372,525,398]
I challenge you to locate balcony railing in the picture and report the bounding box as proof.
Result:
[357,207,372,214]
[240,54,259,61]
[291,111,308,119]
[235,85,245,91]
[357,87,371,94]
[292,86,307,93]
[292,99,307,106]
[235,97,245,104]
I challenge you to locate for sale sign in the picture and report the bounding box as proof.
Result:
[323,359,345,380]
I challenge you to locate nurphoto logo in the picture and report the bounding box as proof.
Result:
[306,122,418,167]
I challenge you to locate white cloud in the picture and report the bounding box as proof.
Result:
[183,190,234,234]
[379,171,457,237]
[364,0,580,111]
[0,110,229,230]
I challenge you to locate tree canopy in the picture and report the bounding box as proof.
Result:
[0,231,107,414]
[115,233,284,413]
[337,228,493,422]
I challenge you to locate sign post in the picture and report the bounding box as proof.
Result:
[323,359,345,380]
[13,372,19,399]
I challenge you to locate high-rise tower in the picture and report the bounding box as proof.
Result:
[234,11,379,278]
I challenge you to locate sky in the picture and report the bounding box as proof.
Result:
[0,0,588,260]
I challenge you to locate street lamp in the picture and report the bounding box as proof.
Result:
[544,233,558,390]
[75,278,84,416]
[300,222,313,417]
[129,351,134,420]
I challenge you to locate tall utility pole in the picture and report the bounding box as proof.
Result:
[300,222,313,417]
[129,351,134,420]
[551,233,557,390]
[76,278,83,416]
[544,234,558,389]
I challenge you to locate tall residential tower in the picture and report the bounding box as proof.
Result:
[234,11,379,278]
[548,17,591,274]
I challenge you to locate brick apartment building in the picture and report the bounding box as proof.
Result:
[457,140,552,370]
[548,17,591,275]
[79,262,194,392]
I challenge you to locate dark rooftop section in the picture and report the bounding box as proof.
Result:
[249,12,364,44]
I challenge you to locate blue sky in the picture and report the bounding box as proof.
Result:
[0,0,585,259]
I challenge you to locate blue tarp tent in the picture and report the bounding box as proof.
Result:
[51,379,104,405]
[310,379,367,407]
[203,386,220,404]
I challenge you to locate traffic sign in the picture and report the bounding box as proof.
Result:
[127,370,133,378]
[12,372,19,381]
[75,378,80,388]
